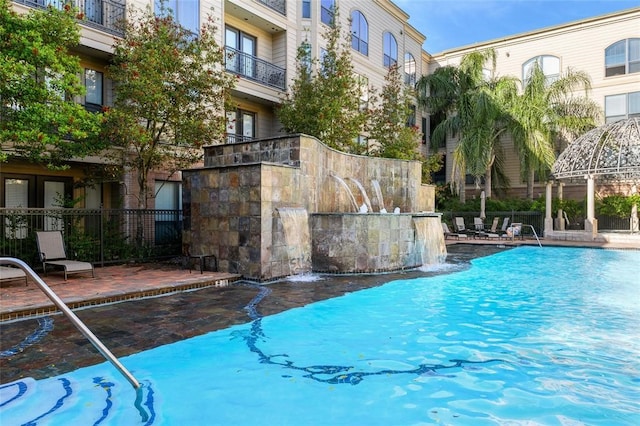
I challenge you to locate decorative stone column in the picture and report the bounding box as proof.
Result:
[585,174,597,237]
[544,180,553,237]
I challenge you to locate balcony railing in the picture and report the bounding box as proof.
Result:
[225,134,254,144]
[15,0,125,36]
[256,0,286,16]
[225,47,286,90]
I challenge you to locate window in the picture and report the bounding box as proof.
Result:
[301,42,312,75]
[302,0,311,19]
[155,0,199,34]
[155,181,182,244]
[605,38,640,77]
[84,69,103,113]
[605,92,640,123]
[383,32,397,68]
[225,27,257,78]
[404,53,416,86]
[320,0,335,26]
[522,55,560,85]
[351,11,368,56]
[226,109,256,143]
[406,105,416,128]
[356,74,369,111]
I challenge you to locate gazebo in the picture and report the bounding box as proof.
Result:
[544,117,640,240]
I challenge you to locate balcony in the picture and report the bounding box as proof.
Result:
[14,0,125,36]
[225,47,286,91]
[256,0,286,16]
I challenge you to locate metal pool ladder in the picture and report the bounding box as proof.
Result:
[0,257,141,389]
[523,224,543,247]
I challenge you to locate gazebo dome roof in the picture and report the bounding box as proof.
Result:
[552,117,640,181]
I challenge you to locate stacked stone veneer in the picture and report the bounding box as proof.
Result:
[182,134,437,281]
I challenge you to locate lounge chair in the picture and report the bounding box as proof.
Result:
[499,217,510,236]
[442,222,468,240]
[478,217,501,239]
[473,217,486,232]
[454,217,476,236]
[0,266,27,286]
[36,231,94,280]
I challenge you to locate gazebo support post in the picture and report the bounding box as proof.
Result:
[632,184,639,234]
[585,174,597,237]
[544,181,553,237]
[556,182,565,231]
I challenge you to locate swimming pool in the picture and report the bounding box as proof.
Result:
[1,246,638,425]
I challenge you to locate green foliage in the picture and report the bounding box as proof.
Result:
[369,64,422,160]
[597,194,640,217]
[416,49,518,197]
[103,1,236,208]
[421,152,444,184]
[0,0,104,167]
[277,10,367,154]
[509,63,601,198]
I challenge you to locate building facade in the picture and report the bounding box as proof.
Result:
[426,7,640,200]
[3,1,638,211]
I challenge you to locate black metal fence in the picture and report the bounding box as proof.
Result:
[441,211,635,236]
[0,208,182,268]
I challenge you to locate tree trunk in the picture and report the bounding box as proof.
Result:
[484,168,492,199]
[526,169,535,199]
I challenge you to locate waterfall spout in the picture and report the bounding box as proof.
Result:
[371,180,386,213]
[330,175,359,212]
[413,216,447,266]
[346,177,373,213]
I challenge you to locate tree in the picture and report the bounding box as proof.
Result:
[102,2,236,208]
[368,64,422,160]
[416,49,518,200]
[277,9,367,154]
[509,63,601,199]
[0,0,103,167]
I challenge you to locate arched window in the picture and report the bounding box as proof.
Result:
[522,55,560,85]
[605,38,640,77]
[404,53,416,86]
[351,10,368,56]
[383,32,397,68]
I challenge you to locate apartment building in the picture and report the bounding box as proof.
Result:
[426,7,640,199]
[3,1,637,211]
[2,0,426,211]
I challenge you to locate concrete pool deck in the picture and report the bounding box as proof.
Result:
[0,234,637,322]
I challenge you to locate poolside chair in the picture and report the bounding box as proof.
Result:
[473,217,486,232]
[478,217,501,239]
[36,231,94,280]
[0,266,27,286]
[442,222,468,240]
[454,217,475,236]
[499,217,510,236]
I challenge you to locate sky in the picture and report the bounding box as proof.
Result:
[392,0,640,53]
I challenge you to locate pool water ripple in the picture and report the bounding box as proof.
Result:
[1,246,639,425]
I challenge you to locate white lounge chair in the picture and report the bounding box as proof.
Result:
[36,231,94,280]
[0,266,27,286]
[442,222,468,240]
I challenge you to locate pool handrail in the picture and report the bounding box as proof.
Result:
[513,224,542,247]
[0,257,141,389]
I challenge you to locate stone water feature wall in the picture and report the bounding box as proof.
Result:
[182,134,441,281]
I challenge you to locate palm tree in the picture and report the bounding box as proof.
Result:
[509,63,601,199]
[416,49,518,200]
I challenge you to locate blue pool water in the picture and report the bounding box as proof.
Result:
[1,246,639,425]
